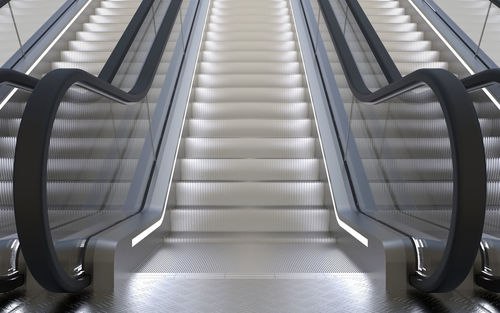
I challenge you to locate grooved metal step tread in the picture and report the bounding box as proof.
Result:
[175,0,330,237]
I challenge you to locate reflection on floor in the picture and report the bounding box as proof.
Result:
[2,273,500,312]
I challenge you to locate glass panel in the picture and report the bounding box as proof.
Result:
[0,87,30,238]
[311,0,323,51]
[0,0,67,66]
[47,85,123,276]
[0,3,23,66]
[469,86,500,275]
[0,87,29,276]
[432,0,489,48]
[309,0,454,274]
[41,0,185,274]
[432,0,500,66]
[0,0,189,278]
[479,2,500,65]
[313,1,355,153]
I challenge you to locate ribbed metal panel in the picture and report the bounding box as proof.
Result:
[176,182,325,206]
[171,207,329,232]
[180,159,320,181]
[184,138,317,158]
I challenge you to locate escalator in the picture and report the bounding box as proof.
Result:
[0,0,499,310]
[4,0,395,296]
[0,0,178,292]
[314,0,500,292]
[357,0,449,73]
[136,0,356,274]
[428,0,500,67]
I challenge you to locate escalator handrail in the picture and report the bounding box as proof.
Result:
[344,0,499,290]
[13,0,182,293]
[344,0,500,94]
[317,0,486,292]
[461,68,500,92]
[342,0,402,83]
[0,69,38,91]
[98,0,155,82]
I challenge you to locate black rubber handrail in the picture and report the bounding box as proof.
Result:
[345,0,500,93]
[13,0,182,293]
[347,0,500,98]
[0,69,38,91]
[491,0,500,9]
[343,0,402,84]
[318,0,486,292]
[98,0,155,82]
[461,68,500,92]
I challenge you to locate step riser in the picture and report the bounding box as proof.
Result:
[184,138,316,158]
[191,102,309,119]
[176,183,325,206]
[180,159,320,181]
[171,209,329,232]
[188,119,312,138]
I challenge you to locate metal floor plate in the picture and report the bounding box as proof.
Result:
[137,242,363,274]
[3,274,500,312]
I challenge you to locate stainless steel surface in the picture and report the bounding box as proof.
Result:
[0,273,496,312]
[165,0,332,243]
[138,242,363,274]
[0,0,499,310]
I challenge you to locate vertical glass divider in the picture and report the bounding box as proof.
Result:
[145,94,156,158]
[179,11,185,49]
[313,2,321,52]
[344,94,355,160]
[7,2,25,56]
[475,2,492,56]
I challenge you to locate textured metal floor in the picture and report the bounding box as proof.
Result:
[3,274,500,312]
[137,242,363,274]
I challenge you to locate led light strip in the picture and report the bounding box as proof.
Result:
[132,0,210,247]
[0,0,94,110]
[290,0,369,247]
[406,0,500,109]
